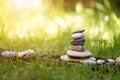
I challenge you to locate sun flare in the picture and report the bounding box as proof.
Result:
[1,0,115,41]
[13,0,42,10]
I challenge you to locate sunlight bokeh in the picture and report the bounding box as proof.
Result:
[0,0,120,42]
[13,0,42,10]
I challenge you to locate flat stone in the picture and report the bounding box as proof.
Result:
[69,46,85,52]
[96,60,105,64]
[71,42,84,46]
[82,60,96,65]
[73,37,84,40]
[107,59,115,63]
[71,38,85,46]
[82,57,96,61]
[67,50,92,58]
[116,57,120,62]
[1,51,17,58]
[72,29,85,34]
[60,55,96,64]
[72,38,85,42]
[115,57,120,65]
[72,33,84,39]
[103,59,115,65]
[18,49,35,59]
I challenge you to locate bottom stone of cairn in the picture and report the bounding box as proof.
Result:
[60,55,96,64]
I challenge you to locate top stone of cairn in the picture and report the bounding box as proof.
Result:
[72,29,85,34]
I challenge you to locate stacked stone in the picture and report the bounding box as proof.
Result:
[61,29,96,64]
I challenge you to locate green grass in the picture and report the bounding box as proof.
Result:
[0,28,120,80]
[1,0,120,80]
[1,60,120,80]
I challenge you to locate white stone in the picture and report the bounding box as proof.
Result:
[18,49,35,59]
[96,60,105,64]
[67,50,92,58]
[72,33,84,39]
[108,59,115,63]
[82,57,96,61]
[116,57,120,62]
[60,55,74,61]
[60,55,96,64]
[81,60,96,65]
[115,57,120,65]
[1,51,17,58]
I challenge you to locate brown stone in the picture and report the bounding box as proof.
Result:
[116,57,120,65]
[69,55,90,59]
[60,55,96,64]
[71,42,84,46]
[72,29,85,34]
[71,38,85,46]
[69,46,85,52]
[0,48,7,53]
[72,38,85,43]
[67,50,92,58]
[73,36,84,40]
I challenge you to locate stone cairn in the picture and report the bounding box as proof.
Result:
[1,28,120,66]
[60,29,118,65]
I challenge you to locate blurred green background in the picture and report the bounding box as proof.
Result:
[1,0,120,80]
[0,0,120,57]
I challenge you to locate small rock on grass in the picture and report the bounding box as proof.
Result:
[0,49,36,59]
[69,46,85,52]
[1,51,17,58]
[107,59,115,63]
[96,60,105,64]
[67,50,92,58]
[116,57,120,65]
[18,49,35,59]
[60,55,96,64]
[0,48,7,53]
